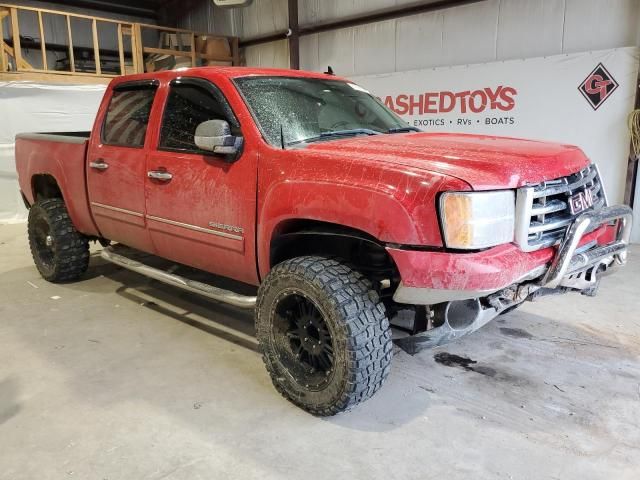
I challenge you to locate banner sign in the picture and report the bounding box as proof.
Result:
[352,47,640,240]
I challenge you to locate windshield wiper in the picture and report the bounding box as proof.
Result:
[387,126,421,134]
[287,128,381,146]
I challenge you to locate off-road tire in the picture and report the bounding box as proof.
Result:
[256,256,392,416]
[28,198,90,282]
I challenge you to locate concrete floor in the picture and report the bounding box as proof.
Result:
[1,222,639,480]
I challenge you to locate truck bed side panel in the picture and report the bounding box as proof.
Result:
[15,134,100,237]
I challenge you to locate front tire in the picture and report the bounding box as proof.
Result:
[256,256,392,416]
[27,198,90,282]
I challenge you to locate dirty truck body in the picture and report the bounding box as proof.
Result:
[15,67,633,415]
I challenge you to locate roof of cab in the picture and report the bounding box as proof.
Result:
[109,66,348,88]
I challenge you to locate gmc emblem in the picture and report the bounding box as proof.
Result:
[569,189,594,215]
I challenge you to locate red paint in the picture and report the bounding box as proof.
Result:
[15,137,99,237]
[14,67,597,291]
[388,225,615,292]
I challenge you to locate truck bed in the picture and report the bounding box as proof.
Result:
[15,132,99,237]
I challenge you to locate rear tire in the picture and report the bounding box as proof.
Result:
[27,198,90,282]
[256,256,392,416]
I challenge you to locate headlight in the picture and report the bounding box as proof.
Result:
[439,191,515,249]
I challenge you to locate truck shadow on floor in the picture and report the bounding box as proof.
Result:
[75,253,259,353]
[115,285,259,353]
[0,377,21,426]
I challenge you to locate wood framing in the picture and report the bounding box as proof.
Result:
[66,14,75,73]
[92,18,101,75]
[9,7,21,69]
[37,11,46,70]
[0,72,111,84]
[117,23,125,75]
[0,3,241,84]
[0,7,6,71]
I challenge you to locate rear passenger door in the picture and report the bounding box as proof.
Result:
[144,77,258,285]
[87,80,158,253]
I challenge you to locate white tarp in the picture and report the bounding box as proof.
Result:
[352,47,640,242]
[0,82,106,223]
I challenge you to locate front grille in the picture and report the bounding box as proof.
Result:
[515,164,607,252]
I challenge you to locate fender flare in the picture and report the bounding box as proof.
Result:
[257,180,418,279]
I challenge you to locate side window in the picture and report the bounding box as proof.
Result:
[159,80,238,154]
[102,84,157,148]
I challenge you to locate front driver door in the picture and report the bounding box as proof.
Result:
[144,77,258,285]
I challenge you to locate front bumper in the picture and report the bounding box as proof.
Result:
[389,204,632,306]
[390,205,633,354]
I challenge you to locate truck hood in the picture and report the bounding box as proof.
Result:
[303,132,590,189]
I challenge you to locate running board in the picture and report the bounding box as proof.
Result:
[100,246,257,309]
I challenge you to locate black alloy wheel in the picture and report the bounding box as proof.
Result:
[272,291,335,390]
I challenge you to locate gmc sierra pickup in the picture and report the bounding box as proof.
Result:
[15,67,633,415]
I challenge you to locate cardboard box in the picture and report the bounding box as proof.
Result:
[198,36,231,62]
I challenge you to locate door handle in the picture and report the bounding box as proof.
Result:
[89,160,109,170]
[147,170,173,181]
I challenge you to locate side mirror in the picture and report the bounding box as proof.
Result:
[194,119,243,156]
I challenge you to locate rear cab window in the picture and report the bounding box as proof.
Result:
[102,81,158,148]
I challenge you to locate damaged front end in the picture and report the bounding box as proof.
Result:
[390,166,633,355]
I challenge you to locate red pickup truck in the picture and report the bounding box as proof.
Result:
[15,67,633,415]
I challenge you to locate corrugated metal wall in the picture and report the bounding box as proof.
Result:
[179,0,640,74]
[173,0,241,36]
[299,0,640,75]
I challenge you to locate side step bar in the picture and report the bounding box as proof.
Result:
[100,246,257,309]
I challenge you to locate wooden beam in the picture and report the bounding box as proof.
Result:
[9,7,21,71]
[0,3,133,26]
[136,22,212,36]
[143,46,233,62]
[66,15,75,72]
[117,23,125,75]
[92,18,101,75]
[37,10,46,70]
[143,46,190,58]
[133,23,144,73]
[0,9,7,72]
[16,67,116,78]
[0,71,112,84]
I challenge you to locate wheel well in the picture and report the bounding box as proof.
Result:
[270,219,400,290]
[32,174,62,201]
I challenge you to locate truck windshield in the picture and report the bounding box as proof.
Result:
[234,76,415,147]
